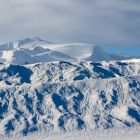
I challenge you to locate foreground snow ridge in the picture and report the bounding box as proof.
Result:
[0,59,140,137]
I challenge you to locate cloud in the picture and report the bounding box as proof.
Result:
[0,0,140,50]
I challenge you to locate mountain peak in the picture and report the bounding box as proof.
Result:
[28,36,48,42]
[18,36,48,45]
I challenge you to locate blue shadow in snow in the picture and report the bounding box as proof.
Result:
[128,108,140,122]
[24,94,33,114]
[5,120,15,134]
[52,94,67,112]
[93,65,115,78]
[0,65,33,83]
[36,91,44,115]
[73,75,85,81]
[109,66,123,76]
[116,62,128,66]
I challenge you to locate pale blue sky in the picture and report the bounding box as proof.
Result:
[0,0,140,54]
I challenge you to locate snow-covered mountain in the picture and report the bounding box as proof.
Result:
[0,37,140,139]
[0,37,50,51]
[0,37,137,65]
[0,59,140,137]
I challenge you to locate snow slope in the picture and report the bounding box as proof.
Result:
[0,37,137,65]
[0,37,140,139]
[1,47,74,65]
[0,59,140,137]
[2,126,140,140]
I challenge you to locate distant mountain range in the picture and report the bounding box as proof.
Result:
[0,37,139,65]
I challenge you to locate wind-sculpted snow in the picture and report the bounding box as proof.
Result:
[0,60,140,136]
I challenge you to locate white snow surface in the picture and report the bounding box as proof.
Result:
[0,59,140,139]
[0,37,138,65]
[0,37,140,139]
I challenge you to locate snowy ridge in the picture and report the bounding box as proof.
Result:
[0,37,138,65]
[0,37,140,139]
[0,60,140,137]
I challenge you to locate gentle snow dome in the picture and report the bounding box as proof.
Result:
[0,0,140,53]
